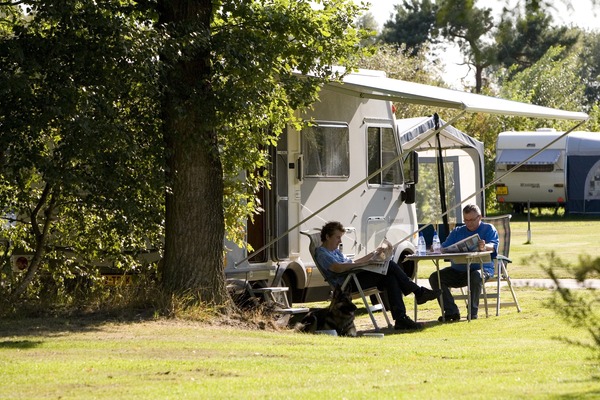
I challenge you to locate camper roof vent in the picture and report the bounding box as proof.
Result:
[535,128,556,132]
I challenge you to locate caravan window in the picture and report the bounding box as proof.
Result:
[498,149,560,172]
[368,126,402,186]
[508,164,554,172]
[302,123,349,178]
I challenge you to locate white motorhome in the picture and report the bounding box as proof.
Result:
[495,129,600,214]
[225,69,420,304]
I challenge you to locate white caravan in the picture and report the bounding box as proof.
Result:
[495,129,600,214]
[495,129,568,212]
[225,69,420,303]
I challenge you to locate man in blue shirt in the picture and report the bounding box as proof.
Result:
[315,221,440,330]
[428,204,498,321]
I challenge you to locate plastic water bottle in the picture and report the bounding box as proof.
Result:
[432,231,441,254]
[417,233,426,256]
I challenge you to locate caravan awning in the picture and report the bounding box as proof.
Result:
[397,116,483,151]
[397,115,486,212]
[497,149,561,165]
[327,73,589,121]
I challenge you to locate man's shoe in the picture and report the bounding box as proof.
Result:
[437,313,461,322]
[416,287,442,305]
[394,315,424,331]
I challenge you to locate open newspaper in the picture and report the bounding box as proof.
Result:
[361,238,394,275]
[442,233,480,253]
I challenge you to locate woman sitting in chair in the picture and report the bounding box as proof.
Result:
[315,221,440,331]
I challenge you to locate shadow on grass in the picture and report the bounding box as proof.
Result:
[554,376,600,399]
[0,340,44,349]
[350,306,454,336]
[0,310,157,338]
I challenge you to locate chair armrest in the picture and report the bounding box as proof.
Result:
[330,263,364,274]
[497,255,511,263]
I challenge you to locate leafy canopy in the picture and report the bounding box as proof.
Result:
[212,0,370,246]
[0,1,164,300]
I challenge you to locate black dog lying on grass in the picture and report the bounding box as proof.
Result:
[298,285,357,337]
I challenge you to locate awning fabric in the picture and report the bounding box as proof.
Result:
[397,116,483,152]
[397,115,486,217]
[326,72,589,121]
[497,149,561,165]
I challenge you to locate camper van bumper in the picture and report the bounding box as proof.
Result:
[225,265,277,284]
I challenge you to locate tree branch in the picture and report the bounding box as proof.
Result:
[0,0,35,5]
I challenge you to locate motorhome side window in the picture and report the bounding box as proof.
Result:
[368,126,402,186]
[302,123,350,178]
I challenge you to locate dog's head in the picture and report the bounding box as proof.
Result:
[330,285,357,315]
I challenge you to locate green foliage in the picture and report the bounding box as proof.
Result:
[0,1,165,302]
[577,30,600,108]
[380,0,594,96]
[544,253,600,357]
[212,0,370,247]
[355,12,379,47]
[494,6,579,75]
[0,0,370,307]
[499,45,587,131]
[356,43,446,118]
[380,0,439,56]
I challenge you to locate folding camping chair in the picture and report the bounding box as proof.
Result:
[301,230,393,331]
[480,214,521,316]
[452,215,521,317]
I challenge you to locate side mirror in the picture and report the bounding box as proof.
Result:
[407,151,419,184]
[401,151,418,204]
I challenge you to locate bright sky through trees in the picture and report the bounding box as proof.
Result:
[362,0,600,87]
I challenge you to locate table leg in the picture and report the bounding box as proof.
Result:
[434,260,444,322]
[413,260,419,321]
[466,260,471,322]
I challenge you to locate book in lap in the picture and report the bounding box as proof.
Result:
[442,234,480,253]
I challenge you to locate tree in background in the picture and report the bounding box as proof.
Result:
[356,12,379,47]
[494,1,579,75]
[0,0,368,311]
[0,1,165,307]
[499,46,587,131]
[578,30,600,109]
[435,0,496,93]
[356,43,446,117]
[380,0,439,56]
[379,0,496,92]
[379,0,593,94]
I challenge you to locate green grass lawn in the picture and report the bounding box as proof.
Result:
[1,289,599,399]
[508,217,600,278]
[1,216,599,399]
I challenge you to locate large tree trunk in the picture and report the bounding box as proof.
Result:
[158,0,228,306]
